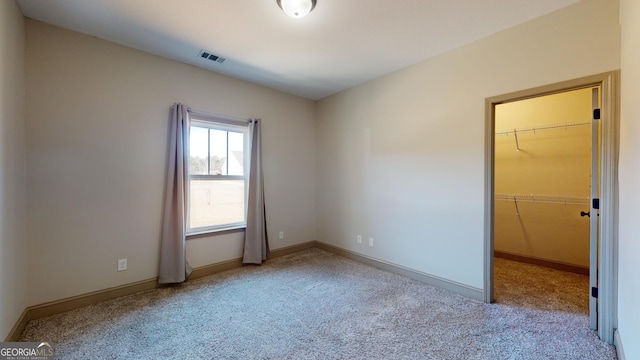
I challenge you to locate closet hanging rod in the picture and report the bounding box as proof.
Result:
[495,121,590,136]
[494,193,590,205]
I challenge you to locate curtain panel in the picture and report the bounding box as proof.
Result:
[159,103,193,284]
[243,119,269,264]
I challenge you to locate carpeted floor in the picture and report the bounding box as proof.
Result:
[494,257,590,314]
[20,248,616,359]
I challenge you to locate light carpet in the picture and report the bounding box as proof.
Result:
[494,257,589,314]
[20,248,616,359]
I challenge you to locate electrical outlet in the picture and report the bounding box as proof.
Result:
[368,238,374,247]
[356,235,362,244]
[117,258,127,272]
[279,231,284,239]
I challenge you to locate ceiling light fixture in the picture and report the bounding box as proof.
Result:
[277,0,317,18]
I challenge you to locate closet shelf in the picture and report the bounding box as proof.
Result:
[495,193,590,205]
[495,121,590,136]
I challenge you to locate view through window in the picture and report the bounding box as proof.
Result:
[188,119,248,232]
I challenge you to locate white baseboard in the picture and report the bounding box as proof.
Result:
[614,329,626,360]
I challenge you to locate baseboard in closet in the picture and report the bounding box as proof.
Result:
[494,250,589,275]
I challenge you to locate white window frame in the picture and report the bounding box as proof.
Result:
[187,114,250,235]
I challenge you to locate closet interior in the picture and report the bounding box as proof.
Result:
[493,87,598,309]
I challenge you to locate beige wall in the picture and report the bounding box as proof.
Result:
[618,0,640,357]
[316,0,619,289]
[25,21,316,306]
[0,0,27,339]
[494,88,592,267]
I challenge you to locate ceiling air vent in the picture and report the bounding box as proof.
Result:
[199,50,226,64]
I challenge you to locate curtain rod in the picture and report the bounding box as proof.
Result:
[187,107,251,125]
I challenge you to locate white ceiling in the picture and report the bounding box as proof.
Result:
[16,0,580,100]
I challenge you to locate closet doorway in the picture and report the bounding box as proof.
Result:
[493,87,595,311]
[484,72,619,344]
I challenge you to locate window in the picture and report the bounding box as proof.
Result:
[188,116,249,234]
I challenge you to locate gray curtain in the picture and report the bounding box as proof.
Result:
[243,119,269,264]
[159,103,193,284]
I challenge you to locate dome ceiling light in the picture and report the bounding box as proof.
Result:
[277,0,317,18]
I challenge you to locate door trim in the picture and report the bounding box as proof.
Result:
[590,87,599,331]
[483,71,619,344]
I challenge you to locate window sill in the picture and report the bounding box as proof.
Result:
[186,225,246,240]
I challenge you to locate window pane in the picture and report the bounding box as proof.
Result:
[190,126,209,175]
[189,179,245,228]
[209,130,227,175]
[228,132,244,176]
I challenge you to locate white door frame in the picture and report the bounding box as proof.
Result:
[483,71,619,344]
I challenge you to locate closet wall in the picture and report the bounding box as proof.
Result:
[494,88,594,269]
